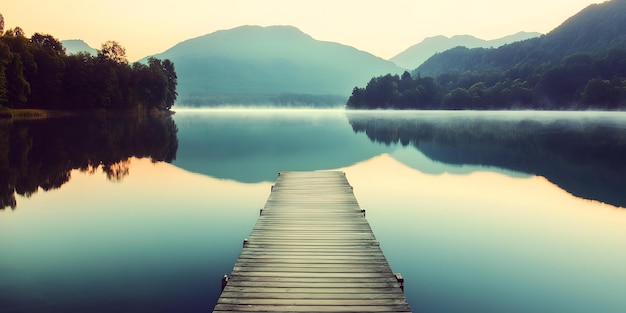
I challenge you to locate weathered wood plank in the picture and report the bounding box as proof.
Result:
[218,291,407,300]
[224,281,403,289]
[238,259,387,264]
[232,266,393,274]
[227,276,398,282]
[212,171,412,313]
[221,286,403,294]
[217,298,411,306]
[214,304,412,312]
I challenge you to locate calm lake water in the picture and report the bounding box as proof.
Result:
[1,109,626,313]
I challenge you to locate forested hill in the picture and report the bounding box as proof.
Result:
[1,29,177,112]
[348,0,626,110]
[417,0,626,77]
[146,25,403,107]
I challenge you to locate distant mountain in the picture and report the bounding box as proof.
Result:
[390,32,541,69]
[62,39,98,56]
[416,0,626,77]
[348,0,626,110]
[144,25,403,106]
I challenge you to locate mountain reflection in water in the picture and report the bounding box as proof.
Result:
[3,110,625,210]
[1,109,626,313]
[171,109,626,210]
[347,111,626,208]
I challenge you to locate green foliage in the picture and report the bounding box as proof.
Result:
[348,0,626,110]
[98,40,128,64]
[347,50,626,110]
[30,33,65,55]
[417,1,626,79]
[4,27,25,38]
[0,41,10,106]
[0,31,177,111]
[347,72,442,109]
[581,77,626,108]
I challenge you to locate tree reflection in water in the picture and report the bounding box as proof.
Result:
[0,113,178,209]
[347,112,626,208]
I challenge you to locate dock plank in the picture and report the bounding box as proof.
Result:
[212,171,412,313]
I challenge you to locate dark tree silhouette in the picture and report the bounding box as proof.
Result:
[1,28,177,111]
[347,50,626,110]
[0,13,4,35]
[98,40,128,64]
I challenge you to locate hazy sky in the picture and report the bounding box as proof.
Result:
[4,0,604,61]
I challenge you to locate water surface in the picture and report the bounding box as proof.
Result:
[1,109,625,313]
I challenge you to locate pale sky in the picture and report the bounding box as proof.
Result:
[3,0,604,61]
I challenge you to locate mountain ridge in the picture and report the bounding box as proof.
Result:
[348,0,626,110]
[61,39,98,56]
[416,0,626,77]
[391,31,541,69]
[145,25,403,106]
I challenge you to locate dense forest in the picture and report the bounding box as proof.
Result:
[348,49,626,110]
[0,22,177,112]
[347,0,626,110]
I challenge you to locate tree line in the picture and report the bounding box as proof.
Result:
[0,24,177,111]
[347,48,626,110]
[348,0,626,110]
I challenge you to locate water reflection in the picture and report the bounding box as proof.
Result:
[0,114,179,210]
[172,109,388,183]
[1,109,625,313]
[342,153,626,313]
[347,111,626,208]
[0,158,269,313]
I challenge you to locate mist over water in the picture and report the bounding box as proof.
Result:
[1,109,625,313]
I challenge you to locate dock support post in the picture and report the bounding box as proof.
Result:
[221,274,229,292]
[395,273,405,292]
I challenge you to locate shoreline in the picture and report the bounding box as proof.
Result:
[0,109,75,121]
[0,108,173,121]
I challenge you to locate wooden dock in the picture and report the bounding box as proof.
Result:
[213,171,412,313]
